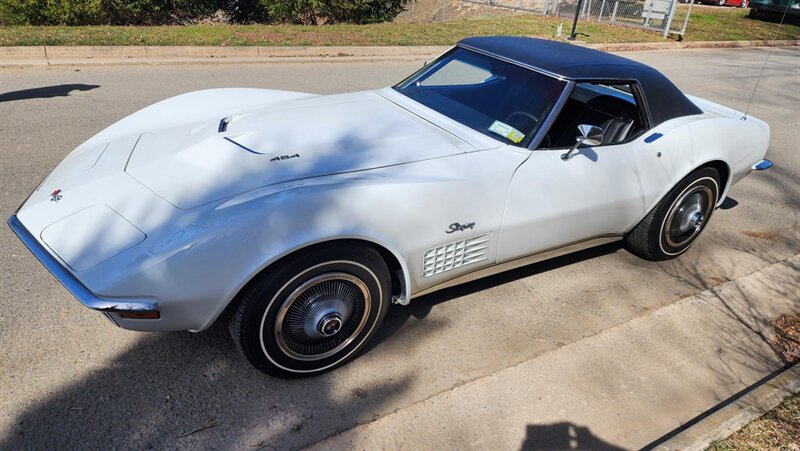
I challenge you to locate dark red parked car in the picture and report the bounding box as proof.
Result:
[695,0,749,7]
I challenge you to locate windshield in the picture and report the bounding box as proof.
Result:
[394,48,567,147]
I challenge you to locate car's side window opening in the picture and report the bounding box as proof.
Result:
[538,81,647,149]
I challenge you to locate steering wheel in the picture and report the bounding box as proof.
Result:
[504,111,539,131]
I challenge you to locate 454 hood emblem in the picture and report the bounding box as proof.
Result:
[50,189,63,203]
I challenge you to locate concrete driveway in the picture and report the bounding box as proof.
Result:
[0,47,798,450]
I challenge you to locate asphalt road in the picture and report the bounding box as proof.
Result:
[1,47,798,450]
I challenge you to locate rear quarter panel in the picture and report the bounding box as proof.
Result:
[631,100,769,229]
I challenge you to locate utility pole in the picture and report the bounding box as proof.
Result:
[568,0,585,40]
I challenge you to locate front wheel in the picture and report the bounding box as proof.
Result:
[230,243,391,378]
[625,167,720,261]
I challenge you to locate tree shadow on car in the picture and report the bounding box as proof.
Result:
[2,120,461,449]
[0,84,100,102]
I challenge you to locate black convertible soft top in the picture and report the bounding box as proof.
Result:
[457,36,703,127]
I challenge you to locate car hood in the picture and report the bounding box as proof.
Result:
[125,91,472,209]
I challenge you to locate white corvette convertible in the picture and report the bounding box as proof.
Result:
[9,37,772,377]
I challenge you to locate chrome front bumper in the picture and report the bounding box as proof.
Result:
[7,214,158,313]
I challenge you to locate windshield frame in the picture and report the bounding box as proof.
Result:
[393,45,571,150]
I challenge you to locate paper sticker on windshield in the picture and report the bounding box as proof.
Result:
[489,120,525,143]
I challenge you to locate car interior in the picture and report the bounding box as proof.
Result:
[539,82,647,149]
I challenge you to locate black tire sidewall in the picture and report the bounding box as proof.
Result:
[236,245,390,377]
[653,168,720,258]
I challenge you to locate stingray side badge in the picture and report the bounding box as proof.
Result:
[50,189,63,203]
[446,222,475,234]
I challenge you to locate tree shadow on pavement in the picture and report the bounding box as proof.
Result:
[521,422,626,450]
[640,253,799,449]
[0,84,100,102]
[677,249,799,385]
[641,161,800,445]
[0,242,624,450]
[0,318,416,450]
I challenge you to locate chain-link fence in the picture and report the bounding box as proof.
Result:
[547,0,695,37]
[395,0,695,38]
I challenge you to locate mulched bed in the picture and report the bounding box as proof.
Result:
[771,313,800,364]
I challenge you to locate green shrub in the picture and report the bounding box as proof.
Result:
[267,0,408,24]
[0,0,219,25]
[221,0,269,23]
[101,0,220,25]
[0,0,408,25]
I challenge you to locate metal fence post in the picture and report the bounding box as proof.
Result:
[568,0,585,39]
[611,1,618,22]
[663,0,679,37]
[598,0,606,21]
[643,0,653,26]
[678,0,695,36]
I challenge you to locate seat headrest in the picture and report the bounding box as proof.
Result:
[587,95,634,120]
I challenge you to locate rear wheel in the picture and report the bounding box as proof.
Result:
[230,243,391,378]
[625,167,720,261]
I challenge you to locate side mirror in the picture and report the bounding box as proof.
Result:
[561,124,604,161]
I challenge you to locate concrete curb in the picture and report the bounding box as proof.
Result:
[653,364,800,451]
[582,39,800,52]
[1,40,798,67]
[0,45,451,68]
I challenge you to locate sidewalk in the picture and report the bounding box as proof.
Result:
[309,255,800,450]
[1,40,798,67]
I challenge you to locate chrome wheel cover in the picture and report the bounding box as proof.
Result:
[664,185,714,248]
[274,272,370,361]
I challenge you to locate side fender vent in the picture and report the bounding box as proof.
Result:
[423,233,490,278]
